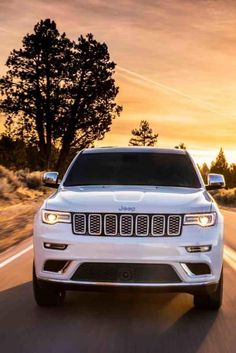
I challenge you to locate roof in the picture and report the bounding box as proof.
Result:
[82,147,187,155]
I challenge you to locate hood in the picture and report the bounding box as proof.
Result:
[45,185,212,214]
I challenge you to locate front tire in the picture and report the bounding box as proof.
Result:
[33,264,66,307]
[194,269,223,310]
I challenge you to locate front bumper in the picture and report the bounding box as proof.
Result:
[34,213,224,293]
[37,277,219,295]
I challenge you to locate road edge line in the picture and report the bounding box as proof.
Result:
[0,244,33,269]
[224,254,236,271]
[224,245,236,271]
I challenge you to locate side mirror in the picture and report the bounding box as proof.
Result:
[206,173,226,191]
[42,172,59,188]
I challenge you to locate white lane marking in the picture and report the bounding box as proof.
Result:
[224,254,236,271]
[0,244,33,269]
[221,208,236,214]
[224,245,236,271]
[224,245,236,262]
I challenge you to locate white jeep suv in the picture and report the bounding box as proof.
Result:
[33,147,225,309]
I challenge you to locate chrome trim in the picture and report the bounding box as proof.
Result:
[180,263,212,278]
[73,213,86,234]
[61,261,72,274]
[151,215,165,236]
[135,215,149,236]
[88,214,102,235]
[104,214,118,236]
[38,276,217,288]
[42,261,71,275]
[167,215,181,236]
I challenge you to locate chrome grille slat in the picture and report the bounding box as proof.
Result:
[73,214,86,234]
[151,215,165,236]
[120,215,133,236]
[73,213,182,237]
[88,214,102,235]
[167,215,181,236]
[104,214,118,235]
[136,215,149,236]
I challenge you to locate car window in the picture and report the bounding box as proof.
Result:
[64,152,201,188]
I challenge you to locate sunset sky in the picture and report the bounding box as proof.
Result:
[0,0,236,165]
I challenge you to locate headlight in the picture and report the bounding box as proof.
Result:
[183,212,216,227]
[42,210,71,225]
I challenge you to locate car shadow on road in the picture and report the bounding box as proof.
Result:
[0,282,219,353]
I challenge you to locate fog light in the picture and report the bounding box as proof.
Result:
[44,243,68,250]
[186,245,211,253]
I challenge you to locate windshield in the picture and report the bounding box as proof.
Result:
[64,152,201,188]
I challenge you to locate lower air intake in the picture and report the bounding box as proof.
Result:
[185,263,211,275]
[43,260,69,273]
[71,263,182,283]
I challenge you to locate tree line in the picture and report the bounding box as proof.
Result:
[200,148,236,188]
[1,117,235,188]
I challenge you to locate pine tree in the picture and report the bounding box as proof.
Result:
[210,148,230,185]
[201,162,210,184]
[175,142,186,150]
[129,120,158,147]
[229,163,236,188]
[210,148,228,175]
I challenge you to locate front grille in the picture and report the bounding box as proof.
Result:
[73,213,182,237]
[71,263,182,283]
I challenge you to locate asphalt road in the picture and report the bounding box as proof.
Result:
[0,209,235,353]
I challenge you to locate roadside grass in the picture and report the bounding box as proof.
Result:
[0,201,43,253]
[0,165,50,252]
[211,188,236,208]
[0,166,47,206]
